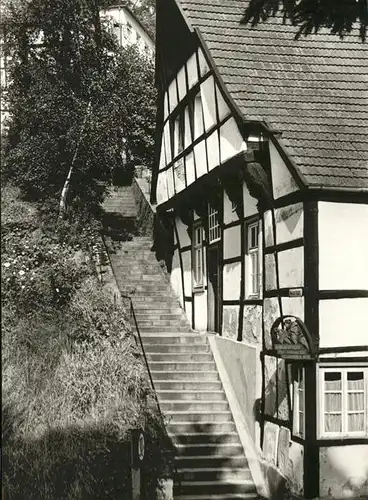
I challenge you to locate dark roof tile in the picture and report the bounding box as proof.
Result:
[179,0,368,190]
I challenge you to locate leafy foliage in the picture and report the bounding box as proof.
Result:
[2,0,156,216]
[242,0,368,41]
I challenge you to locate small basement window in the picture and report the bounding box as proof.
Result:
[319,366,368,438]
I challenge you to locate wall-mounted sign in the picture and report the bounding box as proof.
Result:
[270,315,317,360]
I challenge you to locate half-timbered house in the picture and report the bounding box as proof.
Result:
[151,0,368,498]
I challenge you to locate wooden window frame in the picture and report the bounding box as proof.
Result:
[192,222,205,291]
[318,365,368,439]
[246,220,261,298]
[208,205,220,244]
[291,365,305,438]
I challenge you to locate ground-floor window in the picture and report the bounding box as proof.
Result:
[318,366,368,438]
[246,220,261,298]
[289,365,305,437]
[192,222,205,288]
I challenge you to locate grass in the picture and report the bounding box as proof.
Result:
[2,185,171,499]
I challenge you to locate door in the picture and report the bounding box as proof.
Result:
[207,244,221,333]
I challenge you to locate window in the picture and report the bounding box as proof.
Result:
[193,93,204,139]
[193,223,205,288]
[291,366,305,437]
[247,221,260,297]
[208,205,220,243]
[173,112,184,157]
[319,366,368,438]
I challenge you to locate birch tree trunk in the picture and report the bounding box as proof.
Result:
[59,101,92,218]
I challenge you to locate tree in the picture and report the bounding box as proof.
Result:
[2,0,156,218]
[242,0,368,41]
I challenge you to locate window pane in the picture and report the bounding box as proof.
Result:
[348,412,364,432]
[348,392,364,411]
[347,371,364,390]
[325,413,342,433]
[298,412,304,435]
[325,393,342,412]
[324,372,342,390]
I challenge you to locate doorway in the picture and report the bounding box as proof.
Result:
[207,244,221,333]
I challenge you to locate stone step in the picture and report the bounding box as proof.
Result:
[139,326,192,333]
[175,443,243,457]
[152,370,218,381]
[178,467,252,483]
[155,380,222,391]
[167,421,236,435]
[161,400,229,412]
[175,480,256,496]
[175,455,248,469]
[145,344,211,354]
[171,432,239,445]
[175,495,258,500]
[157,390,226,401]
[163,411,233,423]
[147,353,213,362]
[141,334,208,344]
[137,320,191,328]
[175,493,258,500]
[150,362,215,371]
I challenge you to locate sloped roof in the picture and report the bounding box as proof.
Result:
[178,0,368,190]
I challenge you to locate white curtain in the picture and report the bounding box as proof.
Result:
[324,373,342,432]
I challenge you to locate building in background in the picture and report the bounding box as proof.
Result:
[100,4,154,58]
[152,0,368,499]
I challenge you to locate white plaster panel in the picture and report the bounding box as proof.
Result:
[164,92,169,120]
[320,445,368,499]
[185,151,195,186]
[163,121,172,164]
[263,420,279,464]
[186,52,198,90]
[287,441,304,496]
[223,262,241,300]
[270,140,299,199]
[223,226,241,260]
[177,65,186,103]
[194,291,208,331]
[222,305,239,341]
[264,210,274,247]
[182,250,192,297]
[243,305,262,346]
[168,77,178,112]
[215,84,231,122]
[194,141,207,178]
[220,117,246,165]
[319,298,368,348]
[170,249,183,307]
[184,107,191,149]
[159,137,166,171]
[278,247,304,289]
[184,299,192,326]
[198,48,210,77]
[275,203,303,245]
[201,75,217,132]
[243,182,258,217]
[156,171,168,205]
[281,297,304,322]
[176,217,191,248]
[264,298,282,344]
[223,191,239,225]
[318,202,368,291]
[206,130,220,171]
[265,253,277,291]
[166,167,174,199]
[173,159,186,193]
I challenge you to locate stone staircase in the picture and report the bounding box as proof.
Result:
[102,185,258,500]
